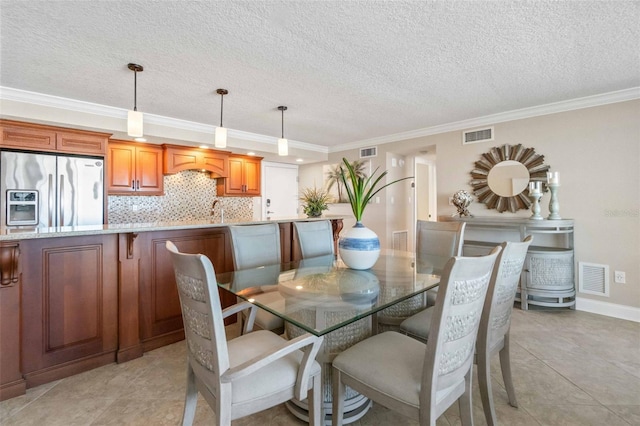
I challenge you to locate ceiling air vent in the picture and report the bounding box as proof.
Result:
[360,147,377,158]
[462,126,494,145]
[578,262,609,297]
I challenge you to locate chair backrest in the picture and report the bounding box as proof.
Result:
[421,246,501,406]
[293,220,335,258]
[165,241,229,390]
[229,223,281,269]
[478,236,533,353]
[416,220,466,274]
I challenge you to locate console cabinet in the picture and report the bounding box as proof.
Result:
[441,216,575,310]
[107,140,164,195]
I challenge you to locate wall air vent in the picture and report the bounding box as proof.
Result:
[392,230,408,251]
[360,147,377,158]
[462,126,494,145]
[578,262,609,297]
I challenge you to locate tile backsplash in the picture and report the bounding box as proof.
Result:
[108,170,255,224]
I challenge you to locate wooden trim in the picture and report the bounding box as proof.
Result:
[23,351,116,389]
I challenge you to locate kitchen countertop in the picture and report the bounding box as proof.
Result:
[0,216,345,241]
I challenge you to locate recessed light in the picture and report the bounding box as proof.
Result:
[247,151,256,156]
[296,158,304,162]
[134,137,146,142]
[199,145,209,149]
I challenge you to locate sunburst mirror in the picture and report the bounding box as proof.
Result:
[470,144,550,213]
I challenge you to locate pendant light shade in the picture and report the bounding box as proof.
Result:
[127,63,144,138]
[277,106,288,156]
[215,89,228,148]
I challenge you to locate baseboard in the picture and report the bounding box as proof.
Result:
[576,297,640,323]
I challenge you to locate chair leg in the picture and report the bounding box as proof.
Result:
[332,368,345,426]
[309,374,323,426]
[459,369,473,426]
[478,351,497,426]
[500,334,518,408]
[182,363,198,426]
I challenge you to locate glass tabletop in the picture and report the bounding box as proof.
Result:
[216,250,440,336]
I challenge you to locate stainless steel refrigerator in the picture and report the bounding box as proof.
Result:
[1,151,104,228]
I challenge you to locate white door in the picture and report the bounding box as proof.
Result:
[262,162,299,219]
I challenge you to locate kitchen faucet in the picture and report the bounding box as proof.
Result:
[211,199,224,222]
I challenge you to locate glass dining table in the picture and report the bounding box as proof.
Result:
[215,250,441,424]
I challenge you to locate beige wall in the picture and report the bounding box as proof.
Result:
[301,99,640,310]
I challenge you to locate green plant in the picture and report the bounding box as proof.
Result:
[300,186,332,217]
[339,157,412,221]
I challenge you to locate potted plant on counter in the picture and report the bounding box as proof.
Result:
[300,186,332,218]
[338,157,412,270]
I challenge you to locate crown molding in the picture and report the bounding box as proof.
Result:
[2,86,637,156]
[0,86,326,153]
[330,87,640,153]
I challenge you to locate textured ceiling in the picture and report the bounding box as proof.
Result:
[1,1,639,148]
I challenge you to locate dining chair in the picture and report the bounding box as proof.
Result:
[293,220,335,258]
[165,241,324,426]
[332,246,501,426]
[228,223,284,333]
[417,220,466,306]
[376,220,466,332]
[400,236,533,426]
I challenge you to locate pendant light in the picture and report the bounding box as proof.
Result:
[277,105,288,156]
[215,89,228,148]
[127,63,144,138]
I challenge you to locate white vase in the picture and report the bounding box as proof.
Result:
[338,221,380,270]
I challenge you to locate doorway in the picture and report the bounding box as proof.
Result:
[261,162,299,219]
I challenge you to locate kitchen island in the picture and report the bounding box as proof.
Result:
[0,216,344,401]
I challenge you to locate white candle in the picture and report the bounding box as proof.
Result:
[547,172,559,184]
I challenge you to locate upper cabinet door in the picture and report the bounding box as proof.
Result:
[107,141,163,195]
[217,155,262,196]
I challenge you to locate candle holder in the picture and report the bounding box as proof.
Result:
[529,191,543,220]
[547,183,561,220]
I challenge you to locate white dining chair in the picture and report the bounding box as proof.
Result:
[417,220,466,306]
[376,220,466,331]
[229,223,284,333]
[332,246,501,426]
[400,236,533,426]
[166,241,324,426]
[293,220,335,258]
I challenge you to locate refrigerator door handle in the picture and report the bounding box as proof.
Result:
[59,175,64,226]
[48,174,54,227]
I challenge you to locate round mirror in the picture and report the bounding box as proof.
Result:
[487,160,530,197]
[469,144,550,213]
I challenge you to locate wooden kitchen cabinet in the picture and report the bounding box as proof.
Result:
[217,154,262,196]
[0,119,109,155]
[107,140,164,195]
[0,241,24,400]
[20,235,119,388]
[136,228,234,351]
[163,144,229,176]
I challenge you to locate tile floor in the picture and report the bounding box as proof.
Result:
[1,307,639,425]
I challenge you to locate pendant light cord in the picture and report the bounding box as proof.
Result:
[220,93,224,127]
[281,107,284,138]
[133,70,138,112]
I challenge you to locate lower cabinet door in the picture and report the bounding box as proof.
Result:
[20,235,118,385]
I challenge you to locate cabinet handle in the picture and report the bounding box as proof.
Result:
[136,180,140,190]
[132,180,135,190]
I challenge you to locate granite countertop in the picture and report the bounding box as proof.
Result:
[0,215,345,241]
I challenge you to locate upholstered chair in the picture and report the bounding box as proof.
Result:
[332,246,501,426]
[377,220,466,331]
[417,220,466,306]
[293,220,335,258]
[166,241,324,426]
[400,236,533,426]
[228,223,284,333]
